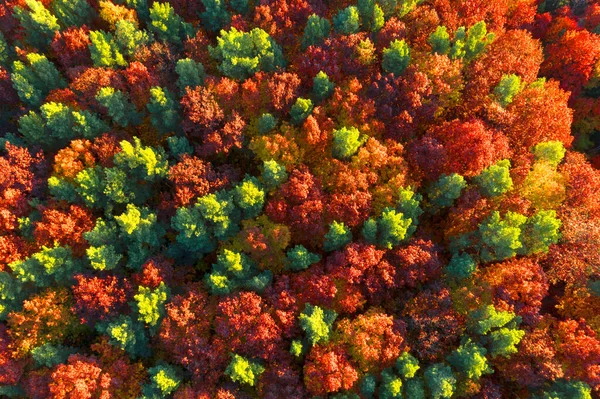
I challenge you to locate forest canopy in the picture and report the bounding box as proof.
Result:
[0,0,600,398]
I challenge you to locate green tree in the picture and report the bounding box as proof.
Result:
[312,71,335,101]
[464,21,494,60]
[149,2,193,44]
[428,173,466,208]
[50,0,94,28]
[114,20,150,59]
[31,344,75,368]
[9,245,80,288]
[445,252,477,280]
[200,0,231,32]
[378,369,403,399]
[261,159,288,188]
[258,113,278,134]
[11,53,65,107]
[302,14,331,49]
[0,32,13,67]
[19,102,108,150]
[494,74,523,107]
[429,26,450,55]
[289,97,314,125]
[332,126,365,159]
[0,272,23,320]
[474,160,513,197]
[467,305,525,357]
[299,303,337,346]
[96,87,142,127]
[382,39,410,76]
[209,27,286,80]
[478,211,527,262]
[233,176,266,219]
[447,339,492,380]
[89,30,128,68]
[449,21,494,61]
[225,354,265,386]
[97,315,150,357]
[521,210,561,255]
[357,0,385,32]
[147,364,182,396]
[286,245,321,271]
[13,0,59,49]
[536,380,592,399]
[396,187,423,238]
[532,141,566,167]
[175,58,205,93]
[397,0,421,17]
[147,86,181,134]
[396,352,420,378]
[113,137,169,182]
[424,363,456,399]
[134,281,169,332]
[205,249,272,295]
[362,208,412,249]
[333,6,360,35]
[323,221,352,252]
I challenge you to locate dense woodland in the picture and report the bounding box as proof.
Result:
[1,0,600,397]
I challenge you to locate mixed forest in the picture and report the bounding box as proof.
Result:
[1,0,600,397]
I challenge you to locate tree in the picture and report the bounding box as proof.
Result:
[200,0,230,32]
[313,71,335,101]
[175,58,204,93]
[286,245,321,271]
[19,102,108,150]
[11,53,65,107]
[96,87,142,127]
[520,210,561,255]
[494,74,523,107]
[429,26,450,55]
[13,0,59,50]
[382,39,410,76]
[89,31,127,68]
[9,245,80,288]
[134,281,169,333]
[289,97,313,125]
[335,309,405,372]
[114,137,169,181]
[226,354,265,386]
[304,343,359,395]
[447,339,492,380]
[332,126,365,159]
[473,159,513,197]
[149,2,192,45]
[50,0,94,28]
[533,141,566,167]
[357,0,385,32]
[477,211,527,262]
[145,364,181,396]
[261,159,288,189]
[428,173,466,208]
[323,221,352,252]
[209,27,286,80]
[333,6,360,35]
[424,363,456,399]
[445,252,477,280]
[363,208,412,249]
[205,249,272,294]
[114,20,150,59]
[147,86,181,134]
[299,304,337,346]
[233,176,266,219]
[302,14,331,49]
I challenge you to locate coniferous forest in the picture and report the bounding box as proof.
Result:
[1,0,600,397]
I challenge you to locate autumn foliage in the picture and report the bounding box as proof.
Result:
[0,0,599,397]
